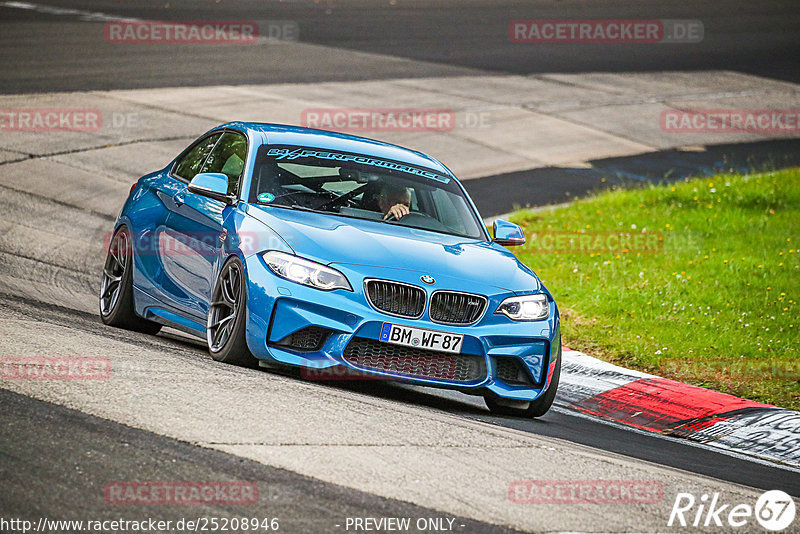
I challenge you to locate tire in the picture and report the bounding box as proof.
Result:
[99,226,162,335]
[485,341,561,418]
[207,257,257,367]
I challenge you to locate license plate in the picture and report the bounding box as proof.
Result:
[379,323,463,354]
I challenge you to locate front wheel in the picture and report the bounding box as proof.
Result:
[485,342,561,418]
[99,226,162,335]
[207,257,257,367]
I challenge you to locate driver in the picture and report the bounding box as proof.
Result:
[378,184,411,220]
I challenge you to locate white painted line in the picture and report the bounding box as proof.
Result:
[682,410,800,467]
[551,406,800,475]
[557,348,654,406]
[0,1,137,22]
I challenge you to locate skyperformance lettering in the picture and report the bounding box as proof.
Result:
[266,148,450,183]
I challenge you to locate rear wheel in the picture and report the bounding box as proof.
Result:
[485,341,561,418]
[99,226,162,335]
[207,257,257,367]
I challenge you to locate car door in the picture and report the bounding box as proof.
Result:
[150,132,222,315]
[160,130,248,321]
[131,132,221,305]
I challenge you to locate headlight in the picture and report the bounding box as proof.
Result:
[495,294,549,321]
[262,251,352,291]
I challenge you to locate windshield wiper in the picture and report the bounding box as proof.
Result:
[266,203,327,214]
[286,204,326,213]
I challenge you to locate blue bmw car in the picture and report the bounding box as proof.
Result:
[100,122,561,417]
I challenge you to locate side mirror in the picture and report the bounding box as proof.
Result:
[188,173,236,204]
[492,219,525,246]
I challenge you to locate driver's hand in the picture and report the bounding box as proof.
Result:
[384,203,410,220]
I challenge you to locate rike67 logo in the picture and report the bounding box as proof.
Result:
[669,490,796,531]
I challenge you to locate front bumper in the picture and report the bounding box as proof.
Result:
[243,255,560,401]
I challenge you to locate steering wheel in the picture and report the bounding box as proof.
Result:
[386,211,434,223]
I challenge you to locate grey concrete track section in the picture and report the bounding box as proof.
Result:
[1,76,799,532]
[2,71,798,178]
[0,298,781,533]
[1,2,799,530]
[0,387,522,534]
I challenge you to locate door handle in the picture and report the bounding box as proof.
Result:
[173,191,186,206]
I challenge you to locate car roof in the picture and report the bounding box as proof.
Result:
[219,121,454,178]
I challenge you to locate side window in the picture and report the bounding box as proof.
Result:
[172,133,221,181]
[199,132,248,195]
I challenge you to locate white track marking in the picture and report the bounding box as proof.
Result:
[0,1,138,22]
[551,406,800,475]
[556,348,800,468]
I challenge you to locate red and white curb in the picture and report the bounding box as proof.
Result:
[556,347,800,469]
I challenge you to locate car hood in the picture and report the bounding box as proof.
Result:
[246,205,541,293]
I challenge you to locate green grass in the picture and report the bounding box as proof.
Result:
[509,168,800,409]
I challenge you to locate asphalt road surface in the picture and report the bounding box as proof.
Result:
[0,0,799,93]
[1,1,799,531]
[1,292,798,533]
[467,138,800,216]
[0,387,521,534]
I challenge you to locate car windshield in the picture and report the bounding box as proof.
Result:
[249,145,485,239]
